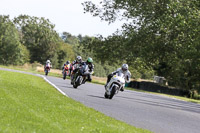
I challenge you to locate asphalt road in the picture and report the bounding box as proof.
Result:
[1,68,200,133]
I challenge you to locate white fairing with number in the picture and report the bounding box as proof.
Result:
[105,73,125,96]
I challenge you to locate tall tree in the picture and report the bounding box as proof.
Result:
[13,15,60,64]
[0,15,29,65]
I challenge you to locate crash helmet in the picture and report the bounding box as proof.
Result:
[66,61,70,64]
[76,56,82,63]
[122,64,128,72]
[87,57,93,63]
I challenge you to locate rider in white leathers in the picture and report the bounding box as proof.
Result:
[44,59,52,70]
[105,64,131,91]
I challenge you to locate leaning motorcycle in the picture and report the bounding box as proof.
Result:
[104,73,125,99]
[63,64,70,80]
[72,64,89,88]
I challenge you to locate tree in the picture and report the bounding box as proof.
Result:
[0,15,29,65]
[83,0,200,92]
[61,32,79,45]
[13,15,60,64]
[57,42,75,68]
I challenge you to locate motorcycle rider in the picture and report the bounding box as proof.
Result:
[62,61,70,76]
[69,60,76,76]
[62,61,70,70]
[44,59,52,71]
[105,64,131,91]
[81,57,94,83]
[70,56,83,84]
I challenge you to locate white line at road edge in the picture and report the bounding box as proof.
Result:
[37,74,68,97]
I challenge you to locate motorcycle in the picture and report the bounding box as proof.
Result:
[63,64,70,80]
[44,64,51,76]
[104,72,125,99]
[72,63,90,88]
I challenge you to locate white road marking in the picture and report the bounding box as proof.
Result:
[36,74,69,97]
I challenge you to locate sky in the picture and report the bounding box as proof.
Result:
[0,0,124,37]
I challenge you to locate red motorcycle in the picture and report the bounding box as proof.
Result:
[63,64,70,79]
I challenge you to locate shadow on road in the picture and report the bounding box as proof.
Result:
[87,94,106,99]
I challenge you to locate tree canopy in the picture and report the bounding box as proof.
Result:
[0,15,29,65]
[83,0,200,91]
[13,15,60,64]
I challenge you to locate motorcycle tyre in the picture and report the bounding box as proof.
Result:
[45,70,48,76]
[109,86,117,99]
[104,92,109,98]
[73,77,79,88]
[63,72,66,80]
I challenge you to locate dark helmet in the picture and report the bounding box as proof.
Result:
[66,61,70,64]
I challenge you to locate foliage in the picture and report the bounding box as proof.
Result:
[13,15,61,64]
[61,32,80,45]
[56,42,75,68]
[74,35,118,77]
[83,0,200,92]
[0,15,29,65]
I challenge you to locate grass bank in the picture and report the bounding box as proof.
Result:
[0,70,150,133]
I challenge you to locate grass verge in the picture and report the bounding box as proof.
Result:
[0,70,150,133]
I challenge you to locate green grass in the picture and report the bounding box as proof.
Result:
[0,70,150,133]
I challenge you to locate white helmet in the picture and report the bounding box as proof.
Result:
[76,56,82,63]
[122,64,128,72]
[47,60,50,63]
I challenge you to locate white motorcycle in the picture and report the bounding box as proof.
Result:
[104,72,125,99]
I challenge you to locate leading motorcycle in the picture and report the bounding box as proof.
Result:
[104,73,125,99]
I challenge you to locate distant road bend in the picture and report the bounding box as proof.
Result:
[1,67,200,133]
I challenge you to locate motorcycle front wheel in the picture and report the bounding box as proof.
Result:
[73,77,79,88]
[104,92,109,98]
[109,86,117,99]
[63,72,66,79]
[45,70,48,76]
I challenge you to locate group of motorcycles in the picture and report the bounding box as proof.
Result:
[62,63,91,89]
[44,63,126,99]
